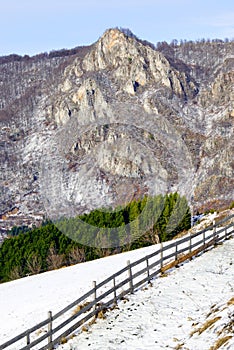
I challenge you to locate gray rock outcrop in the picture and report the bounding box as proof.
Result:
[0,28,233,231]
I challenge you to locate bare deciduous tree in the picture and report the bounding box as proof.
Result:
[68,247,86,265]
[26,254,42,275]
[8,266,22,281]
[145,226,160,244]
[46,246,65,270]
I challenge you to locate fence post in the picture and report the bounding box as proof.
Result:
[146,257,150,283]
[203,228,207,252]
[160,243,163,269]
[93,281,97,318]
[213,220,217,246]
[224,227,227,239]
[175,242,178,261]
[26,333,30,346]
[127,260,134,294]
[48,311,53,349]
[189,233,192,255]
[203,229,206,246]
[113,277,117,304]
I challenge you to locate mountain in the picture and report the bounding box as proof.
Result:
[0,28,233,231]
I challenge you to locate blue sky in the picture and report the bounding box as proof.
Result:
[0,0,233,56]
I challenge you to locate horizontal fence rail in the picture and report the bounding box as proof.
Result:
[0,214,233,350]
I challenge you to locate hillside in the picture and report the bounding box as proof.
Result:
[0,28,233,232]
[58,238,234,350]
[0,222,233,349]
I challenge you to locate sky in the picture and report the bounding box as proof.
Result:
[0,0,233,56]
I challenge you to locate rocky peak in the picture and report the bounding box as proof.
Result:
[81,28,198,99]
[0,30,233,232]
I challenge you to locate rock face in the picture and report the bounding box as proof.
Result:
[0,29,233,231]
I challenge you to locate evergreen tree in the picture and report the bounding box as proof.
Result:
[0,192,191,283]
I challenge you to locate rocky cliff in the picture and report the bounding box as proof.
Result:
[0,28,233,231]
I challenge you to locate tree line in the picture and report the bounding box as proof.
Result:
[0,193,191,283]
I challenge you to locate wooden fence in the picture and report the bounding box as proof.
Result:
[0,214,233,350]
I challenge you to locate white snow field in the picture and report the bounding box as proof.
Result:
[0,221,233,350]
[57,237,234,350]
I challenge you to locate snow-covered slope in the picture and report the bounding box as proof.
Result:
[58,238,234,350]
[0,243,161,345]
[0,226,233,350]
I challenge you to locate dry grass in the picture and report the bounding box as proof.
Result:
[97,310,106,319]
[35,328,46,336]
[187,317,194,322]
[174,342,185,349]
[121,297,129,304]
[160,272,169,278]
[191,317,221,336]
[217,315,234,336]
[60,337,67,344]
[68,334,77,340]
[81,325,89,332]
[206,305,220,318]
[88,318,96,327]
[120,294,129,301]
[209,335,232,350]
[72,301,91,315]
[109,303,119,311]
[161,237,216,274]
[217,321,234,336]
[227,297,234,305]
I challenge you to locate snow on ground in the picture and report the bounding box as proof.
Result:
[0,242,163,345]
[57,238,234,350]
[0,222,233,350]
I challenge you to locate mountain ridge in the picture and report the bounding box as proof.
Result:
[0,28,233,231]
